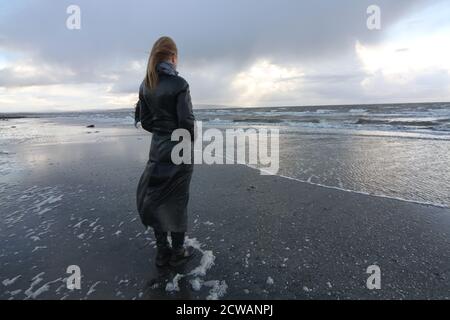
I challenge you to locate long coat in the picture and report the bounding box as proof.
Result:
[136,73,195,232]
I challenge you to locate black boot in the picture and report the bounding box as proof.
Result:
[169,246,195,267]
[154,231,171,267]
[156,246,172,267]
[169,232,195,267]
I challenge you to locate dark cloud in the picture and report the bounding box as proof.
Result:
[1,0,427,66]
[0,0,446,109]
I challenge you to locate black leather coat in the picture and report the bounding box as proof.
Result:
[136,74,195,232]
[139,74,195,139]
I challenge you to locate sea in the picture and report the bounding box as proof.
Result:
[1,102,450,208]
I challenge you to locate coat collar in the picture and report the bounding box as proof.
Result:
[156,61,179,76]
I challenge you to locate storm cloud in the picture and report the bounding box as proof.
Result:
[0,0,449,111]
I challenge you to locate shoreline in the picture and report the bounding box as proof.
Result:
[256,165,450,209]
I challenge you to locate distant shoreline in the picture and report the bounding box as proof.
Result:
[1,115,31,120]
[1,101,449,115]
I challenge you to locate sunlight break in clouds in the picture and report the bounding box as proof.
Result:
[231,60,304,107]
[355,1,450,101]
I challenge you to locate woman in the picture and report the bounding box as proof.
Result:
[136,36,195,268]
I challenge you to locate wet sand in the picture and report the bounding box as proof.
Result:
[1,133,450,300]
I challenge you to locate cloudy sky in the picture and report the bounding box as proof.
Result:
[0,0,449,112]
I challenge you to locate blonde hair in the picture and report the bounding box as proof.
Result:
[145,36,178,90]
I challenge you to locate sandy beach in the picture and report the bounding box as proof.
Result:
[3,0,450,305]
[1,118,449,300]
